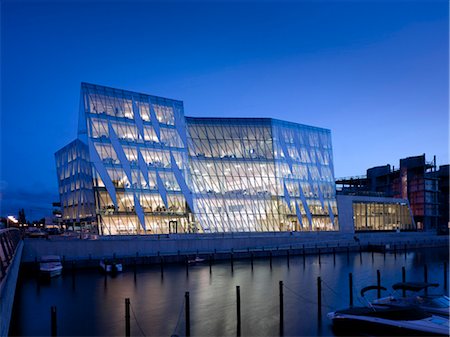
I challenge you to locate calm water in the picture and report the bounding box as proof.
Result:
[10,248,449,337]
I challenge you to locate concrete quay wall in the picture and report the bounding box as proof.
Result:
[22,232,448,266]
[0,241,23,337]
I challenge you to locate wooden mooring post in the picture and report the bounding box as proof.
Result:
[333,247,336,265]
[444,262,448,291]
[377,270,381,298]
[424,264,428,295]
[359,245,362,264]
[279,281,284,335]
[185,292,190,337]
[318,248,321,266]
[424,264,428,282]
[402,266,406,297]
[269,251,273,269]
[317,277,322,320]
[236,286,241,336]
[349,273,353,306]
[125,298,130,337]
[302,248,306,268]
[71,261,76,289]
[51,306,57,337]
[231,252,234,273]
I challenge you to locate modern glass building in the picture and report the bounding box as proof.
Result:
[55,83,338,234]
[352,201,413,231]
[336,194,415,233]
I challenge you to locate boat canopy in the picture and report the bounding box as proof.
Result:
[336,306,432,321]
[360,285,387,297]
[392,282,439,292]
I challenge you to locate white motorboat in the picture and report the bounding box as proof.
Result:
[328,285,450,336]
[99,260,122,273]
[188,256,205,264]
[40,255,63,278]
[372,282,450,317]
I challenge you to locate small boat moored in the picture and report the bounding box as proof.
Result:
[188,256,205,264]
[99,260,123,274]
[328,285,450,336]
[40,255,63,278]
[372,282,450,317]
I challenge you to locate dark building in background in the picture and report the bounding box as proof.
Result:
[336,154,445,232]
[431,165,449,231]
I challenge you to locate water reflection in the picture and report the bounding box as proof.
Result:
[10,248,449,337]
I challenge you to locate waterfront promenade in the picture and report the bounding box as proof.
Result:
[21,231,448,267]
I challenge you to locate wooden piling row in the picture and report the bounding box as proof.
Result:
[111,259,449,337]
[54,243,450,337]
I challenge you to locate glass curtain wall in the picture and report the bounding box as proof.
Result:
[55,139,96,230]
[272,120,338,231]
[353,201,414,231]
[80,83,192,235]
[186,118,280,232]
[186,118,338,232]
[57,83,340,234]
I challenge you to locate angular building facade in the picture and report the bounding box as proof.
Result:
[55,83,338,234]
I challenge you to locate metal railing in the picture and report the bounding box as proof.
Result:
[335,175,367,182]
[0,228,22,282]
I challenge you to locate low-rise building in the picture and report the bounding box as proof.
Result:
[336,154,442,231]
[336,194,414,233]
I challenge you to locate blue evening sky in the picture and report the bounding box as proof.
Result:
[1,0,448,219]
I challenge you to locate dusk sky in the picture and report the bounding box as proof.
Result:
[1,0,448,219]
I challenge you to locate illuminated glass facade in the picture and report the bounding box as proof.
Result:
[56,83,338,234]
[336,194,415,233]
[353,201,414,231]
[55,139,96,229]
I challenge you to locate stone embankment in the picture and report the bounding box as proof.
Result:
[21,231,448,269]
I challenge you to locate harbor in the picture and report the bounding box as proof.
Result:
[9,242,449,336]
[2,1,449,336]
